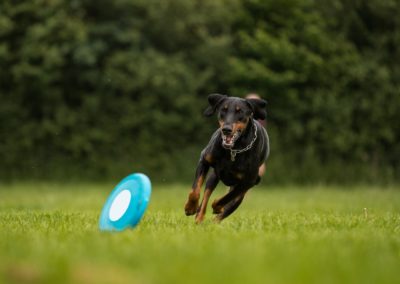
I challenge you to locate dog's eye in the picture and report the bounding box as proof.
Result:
[219,108,227,118]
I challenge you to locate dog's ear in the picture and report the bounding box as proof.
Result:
[246,98,267,120]
[203,94,227,117]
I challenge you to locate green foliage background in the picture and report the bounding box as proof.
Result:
[1,0,399,183]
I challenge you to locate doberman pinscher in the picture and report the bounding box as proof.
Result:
[184,94,270,223]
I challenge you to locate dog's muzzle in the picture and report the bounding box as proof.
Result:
[221,130,241,149]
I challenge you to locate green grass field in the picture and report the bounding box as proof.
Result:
[1,183,399,284]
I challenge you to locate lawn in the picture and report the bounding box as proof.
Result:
[0,183,399,284]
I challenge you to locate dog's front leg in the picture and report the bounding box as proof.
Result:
[184,158,210,216]
[195,171,219,223]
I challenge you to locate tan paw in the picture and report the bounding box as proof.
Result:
[211,199,224,214]
[184,192,199,216]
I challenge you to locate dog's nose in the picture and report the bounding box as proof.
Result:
[222,125,233,135]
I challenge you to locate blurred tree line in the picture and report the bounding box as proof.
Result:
[0,0,399,184]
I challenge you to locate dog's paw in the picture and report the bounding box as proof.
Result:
[213,214,224,223]
[184,192,199,216]
[211,199,224,214]
[195,213,205,224]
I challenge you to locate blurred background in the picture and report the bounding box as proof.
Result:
[0,0,399,185]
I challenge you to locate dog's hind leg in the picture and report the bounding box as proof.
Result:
[211,186,244,215]
[215,191,247,222]
[195,171,219,223]
[184,159,210,216]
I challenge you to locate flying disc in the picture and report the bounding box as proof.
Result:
[99,173,151,231]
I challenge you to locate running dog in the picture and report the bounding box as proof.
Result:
[184,94,269,223]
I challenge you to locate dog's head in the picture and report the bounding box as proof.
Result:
[204,94,267,149]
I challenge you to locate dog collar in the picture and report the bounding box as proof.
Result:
[228,122,258,161]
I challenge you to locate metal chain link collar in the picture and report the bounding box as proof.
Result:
[227,123,258,161]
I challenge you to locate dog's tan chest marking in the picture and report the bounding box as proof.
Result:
[205,154,213,163]
[235,172,244,180]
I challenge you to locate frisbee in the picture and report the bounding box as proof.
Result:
[99,173,151,231]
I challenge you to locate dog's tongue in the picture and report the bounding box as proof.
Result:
[225,135,233,144]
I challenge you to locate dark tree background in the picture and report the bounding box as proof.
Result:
[0,0,399,184]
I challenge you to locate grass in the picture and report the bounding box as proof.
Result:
[0,183,400,284]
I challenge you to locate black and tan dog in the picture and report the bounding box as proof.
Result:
[184,94,270,223]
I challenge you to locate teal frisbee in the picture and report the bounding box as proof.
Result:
[99,173,151,231]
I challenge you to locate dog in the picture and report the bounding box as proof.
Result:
[184,94,270,223]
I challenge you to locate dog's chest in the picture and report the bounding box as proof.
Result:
[214,153,256,185]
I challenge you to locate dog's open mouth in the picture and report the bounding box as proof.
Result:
[221,131,241,149]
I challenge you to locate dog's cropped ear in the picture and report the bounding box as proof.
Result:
[203,94,227,117]
[246,98,267,120]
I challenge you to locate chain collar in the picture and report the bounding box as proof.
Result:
[225,122,258,161]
